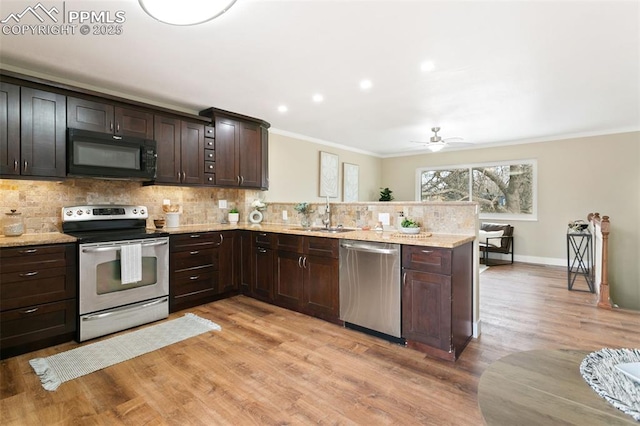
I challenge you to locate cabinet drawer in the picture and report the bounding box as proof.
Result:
[205,173,215,184]
[205,139,215,149]
[0,299,76,350]
[1,266,76,310]
[276,234,303,252]
[254,232,274,248]
[204,125,215,138]
[205,149,215,160]
[205,161,215,173]
[402,246,452,275]
[305,236,339,258]
[170,232,221,251]
[172,248,218,271]
[0,244,73,273]
[172,267,217,297]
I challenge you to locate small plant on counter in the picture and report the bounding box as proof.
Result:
[294,202,314,215]
[379,187,394,201]
[401,218,421,228]
[229,208,239,214]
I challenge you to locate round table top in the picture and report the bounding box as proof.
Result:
[478,349,637,425]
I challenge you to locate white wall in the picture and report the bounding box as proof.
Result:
[266,131,383,202]
[381,131,640,310]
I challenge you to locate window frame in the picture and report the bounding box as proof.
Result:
[415,159,538,221]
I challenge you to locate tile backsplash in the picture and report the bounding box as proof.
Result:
[1,179,477,235]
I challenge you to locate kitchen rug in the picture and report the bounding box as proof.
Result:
[580,348,640,421]
[29,313,221,391]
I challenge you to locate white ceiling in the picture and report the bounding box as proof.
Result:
[1,0,638,157]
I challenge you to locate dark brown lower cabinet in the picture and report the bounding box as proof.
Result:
[401,242,473,361]
[0,243,76,359]
[274,234,339,323]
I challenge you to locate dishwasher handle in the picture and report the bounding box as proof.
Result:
[340,242,398,255]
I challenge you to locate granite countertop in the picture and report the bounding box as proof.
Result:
[0,232,77,248]
[160,223,474,248]
[0,224,474,249]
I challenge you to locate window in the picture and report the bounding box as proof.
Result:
[417,160,537,220]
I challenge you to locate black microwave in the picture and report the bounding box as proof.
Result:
[67,128,157,181]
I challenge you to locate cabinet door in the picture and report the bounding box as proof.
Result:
[67,97,113,133]
[0,82,20,175]
[402,270,452,352]
[274,250,304,310]
[253,246,274,301]
[238,120,261,187]
[302,255,338,319]
[115,106,153,139]
[154,115,181,183]
[238,231,252,294]
[218,231,237,293]
[180,121,204,184]
[21,88,66,177]
[214,116,239,186]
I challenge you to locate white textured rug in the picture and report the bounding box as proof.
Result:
[29,313,221,391]
[580,348,640,421]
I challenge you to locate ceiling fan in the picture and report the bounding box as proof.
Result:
[411,127,470,153]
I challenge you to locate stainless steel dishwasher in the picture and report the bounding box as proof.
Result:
[339,239,402,342]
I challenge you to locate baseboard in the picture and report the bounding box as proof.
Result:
[514,255,565,266]
[473,320,481,338]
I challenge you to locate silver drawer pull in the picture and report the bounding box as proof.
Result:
[19,271,39,277]
[21,307,39,314]
[421,250,433,254]
[19,249,38,254]
[190,251,200,255]
[189,275,200,280]
[190,234,201,238]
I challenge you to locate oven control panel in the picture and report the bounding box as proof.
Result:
[62,205,148,222]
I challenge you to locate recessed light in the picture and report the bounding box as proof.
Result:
[420,61,435,72]
[277,105,288,113]
[359,79,372,90]
[312,94,324,103]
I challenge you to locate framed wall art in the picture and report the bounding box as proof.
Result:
[343,163,359,202]
[319,151,339,197]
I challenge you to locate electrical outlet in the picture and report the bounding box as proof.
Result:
[378,213,390,225]
[282,210,288,220]
[163,199,171,205]
[218,200,227,209]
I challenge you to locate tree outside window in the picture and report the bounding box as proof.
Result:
[418,160,536,219]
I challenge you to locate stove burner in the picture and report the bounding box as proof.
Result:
[61,204,168,242]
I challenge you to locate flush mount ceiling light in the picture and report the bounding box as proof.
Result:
[139,0,238,26]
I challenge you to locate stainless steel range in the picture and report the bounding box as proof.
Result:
[62,205,169,341]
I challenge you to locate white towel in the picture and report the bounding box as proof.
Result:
[120,243,142,284]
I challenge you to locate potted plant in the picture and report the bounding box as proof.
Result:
[379,187,394,201]
[294,202,314,228]
[228,208,240,224]
[400,217,421,234]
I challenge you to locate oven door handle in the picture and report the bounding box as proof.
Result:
[81,297,168,321]
[82,240,168,253]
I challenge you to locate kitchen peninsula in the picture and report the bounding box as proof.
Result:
[0,212,475,361]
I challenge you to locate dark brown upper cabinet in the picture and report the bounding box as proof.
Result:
[199,108,270,190]
[0,85,66,178]
[67,96,153,139]
[0,82,21,176]
[154,115,204,185]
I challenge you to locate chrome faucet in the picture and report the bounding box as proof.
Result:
[322,196,331,229]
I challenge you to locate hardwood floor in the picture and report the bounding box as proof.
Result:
[2,263,639,425]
